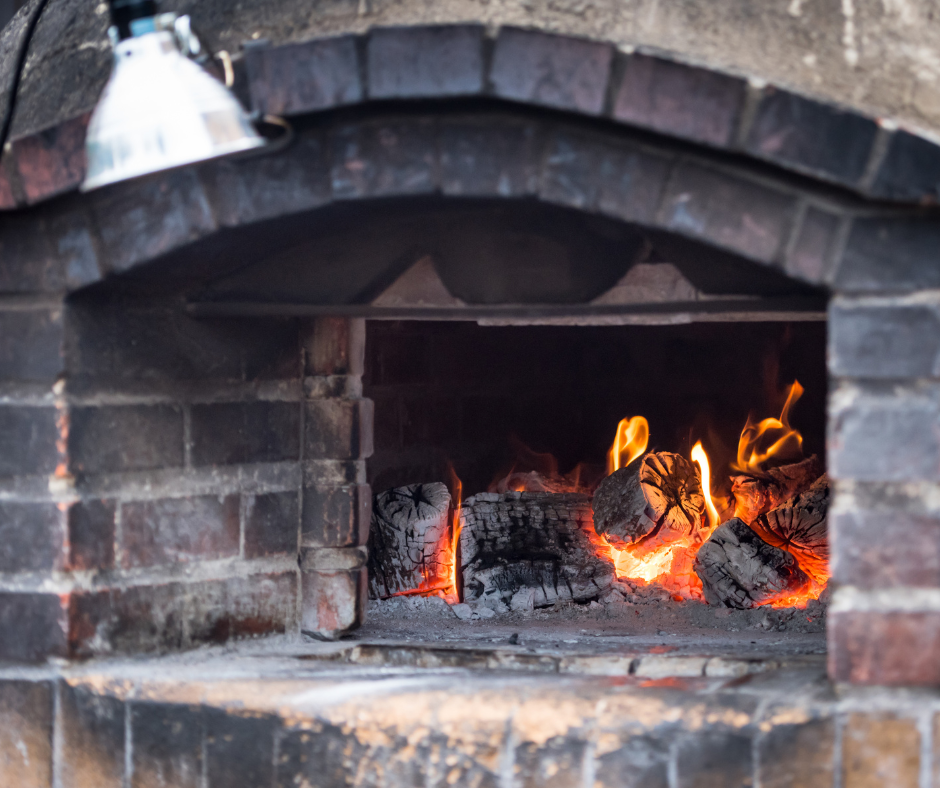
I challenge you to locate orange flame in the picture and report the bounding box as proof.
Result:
[733,380,804,475]
[691,441,720,530]
[607,416,650,475]
[445,463,463,600]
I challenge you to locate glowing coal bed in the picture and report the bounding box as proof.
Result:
[362,320,828,642]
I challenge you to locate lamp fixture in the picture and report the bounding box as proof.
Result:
[81,0,265,191]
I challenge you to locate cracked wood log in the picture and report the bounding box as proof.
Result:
[749,475,830,584]
[592,452,707,555]
[460,491,614,608]
[368,482,452,599]
[693,518,810,609]
[730,455,822,525]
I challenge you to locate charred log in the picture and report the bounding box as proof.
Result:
[730,455,823,525]
[460,491,614,608]
[368,483,452,599]
[749,475,830,584]
[694,518,810,609]
[592,452,707,553]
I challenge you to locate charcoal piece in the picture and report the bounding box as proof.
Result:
[730,455,822,524]
[750,475,830,584]
[694,518,810,609]
[368,482,452,598]
[460,491,614,608]
[592,452,706,553]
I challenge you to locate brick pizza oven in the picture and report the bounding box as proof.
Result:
[2,2,940,785]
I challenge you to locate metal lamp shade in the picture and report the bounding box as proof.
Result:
[82,31,265,191]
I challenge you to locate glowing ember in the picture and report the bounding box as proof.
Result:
[606,416,649,475]
[690,441,720,530]
[734,380,805,475]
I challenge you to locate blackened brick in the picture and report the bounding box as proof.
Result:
[205,709,277,788]
[757,718,834,788]
[301,483,370,547]
[245,491,298,558]
[830,301,940,378]
[300,566,366,637]
[0,502,64,573]
[245,36,361,117]
[131,702,203,788]
[120,495,239,569]
[745,90,878,186]
[12,114,89,204]
[304,317,365,377]
[190,401,300,467]
[594,733,669,788]
[871,129,940,202]
[330,119,438,199]
[69,405,184,475]
[829,609,940,685]
[0,680,53,788]
[200,131,330,228]
[0,593,66,662]
[91,169,216,275]
[829,391,940,481]
[675,731,753,788]
[514,736,586,788]
[0,307,63,381]
[832,508,940,588]
[658,162,797,263]
[835,217,940,292]
[60,683,125,788]
[786,207,841,285]
[67,499,115,571]
[439,116,539,197]
[490,28,613,115]
[613,54,745,148]
[275,723,365,788]
[68,572,296,658]
[304,399,374,460]
[0,406,59,477]
[368,25,484,99]
[0,165,14,209]
[539,129,670,223]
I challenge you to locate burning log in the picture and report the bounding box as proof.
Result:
[693,518,810,609]
[749,475,830,584]
[368,483,452,599]
[592,452,707,554]
[730,455,822,525]
[460,491,614,608]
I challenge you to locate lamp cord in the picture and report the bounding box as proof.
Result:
[0,0,53,161]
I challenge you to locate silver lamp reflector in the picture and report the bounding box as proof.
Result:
[82,30,265,191]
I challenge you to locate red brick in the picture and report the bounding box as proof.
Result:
[829,609,940,685]
[12,115,89,204]
[300,567,366,639]
[303,318,365,376]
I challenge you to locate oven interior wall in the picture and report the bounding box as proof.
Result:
[364,320,827,498]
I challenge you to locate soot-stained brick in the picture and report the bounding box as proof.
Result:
[835,217,940,292]
[0,593,66,662]
[871,129,940,202]
[304,399,373,460]
[758,718,835,788]
[594,733,669,788]
[67,499,115,571]
[745,89,877,186]
[0,501,64,573]
[245,491,299,558]
[301,483,370,547]
[69,405,184,475]
[120,495,239,569]
[674,731,753,788]
[190,401,300,466]
[367,25,484,99]
[245,36,362,116]
[614,54,745,147]
[490,27,613,115]
[0,679,53,788]
[205,709,278,788]
[0,307,64,381]
[131,702,204,788]
[0,406,59,478]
